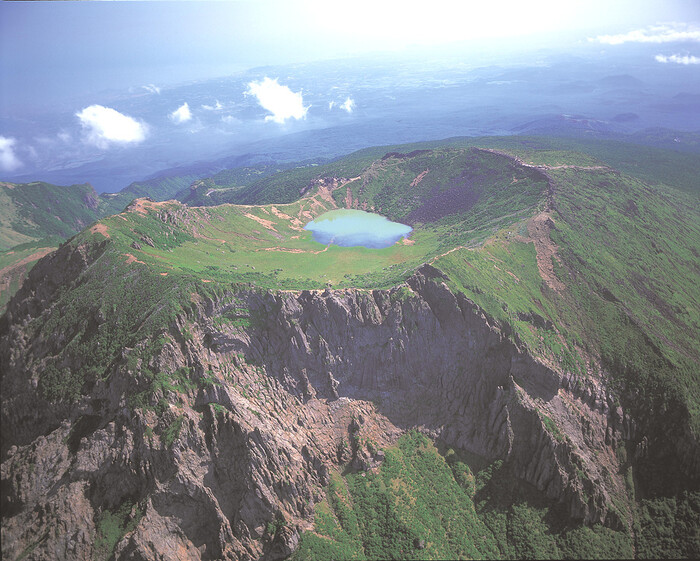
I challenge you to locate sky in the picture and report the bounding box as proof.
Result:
[0,0,698,185]
[1,0,697,113]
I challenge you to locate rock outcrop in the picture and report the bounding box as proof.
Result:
[2,255,634,559]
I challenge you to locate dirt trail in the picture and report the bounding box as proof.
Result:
[430,245,466,264]
[477,148,610,173]
[0,248,55,278]
[259,244,331,255]
[476,148,573,291]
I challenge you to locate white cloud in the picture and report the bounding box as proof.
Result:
[592,24,700,45]
[142,84,161,95]
[329,97,355,113]
[170,102,192,124]
[245,77,308,124]
[25,145,38,162]
[76,105,148,149]
[221,115,238,124]
[202,100,223,111]
[655,53,700,65]
[340,97,355,113]
[0,136,22,172]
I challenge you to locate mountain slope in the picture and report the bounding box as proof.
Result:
[97,173,202,217]
[1,139,698,560]
[0,181,102,250]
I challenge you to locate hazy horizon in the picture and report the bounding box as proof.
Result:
[1,0,698,190]
[2,0,696,110]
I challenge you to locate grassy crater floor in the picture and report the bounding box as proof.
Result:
[93,195,443,290]
[84,147,551,290]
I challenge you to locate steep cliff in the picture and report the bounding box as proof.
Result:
[2,253,631,559]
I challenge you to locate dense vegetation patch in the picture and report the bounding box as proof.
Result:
[293,432,633,560]
[0,181,102,249]
[93,500,143,560]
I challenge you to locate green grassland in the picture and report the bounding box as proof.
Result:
[98,173,201,216]
[0,178,108,309]
[216,135,699,209]
[90,197,438,290]
[2,133,696,305]
[84,147,550,290]
[434,164,700,435]
[0,173,203,252]
[181,162,295,206]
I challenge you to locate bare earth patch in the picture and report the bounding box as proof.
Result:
[259,243,330,255]
[315,183,337,205]
[411,169,429,188]
[89,223,110,238]
[193,231,227,244]
[527,212,566,292]
[244,213,278,231]
[125,198,175,215]
[259,247,306,254]
[345,186,354,208]
[123,253,146,265]
[270,206,304,230]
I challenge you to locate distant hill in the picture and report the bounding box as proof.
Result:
[180,162,291,206]
[99,173,202,216]
[0,181,102,250]
[597,74,645,89]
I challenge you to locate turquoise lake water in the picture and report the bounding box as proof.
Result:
[305,209,412,249]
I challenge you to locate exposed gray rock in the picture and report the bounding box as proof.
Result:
[0,262,665,558]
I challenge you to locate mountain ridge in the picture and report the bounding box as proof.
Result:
[1,137,699,559]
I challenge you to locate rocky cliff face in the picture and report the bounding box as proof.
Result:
[2,249,633,559]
